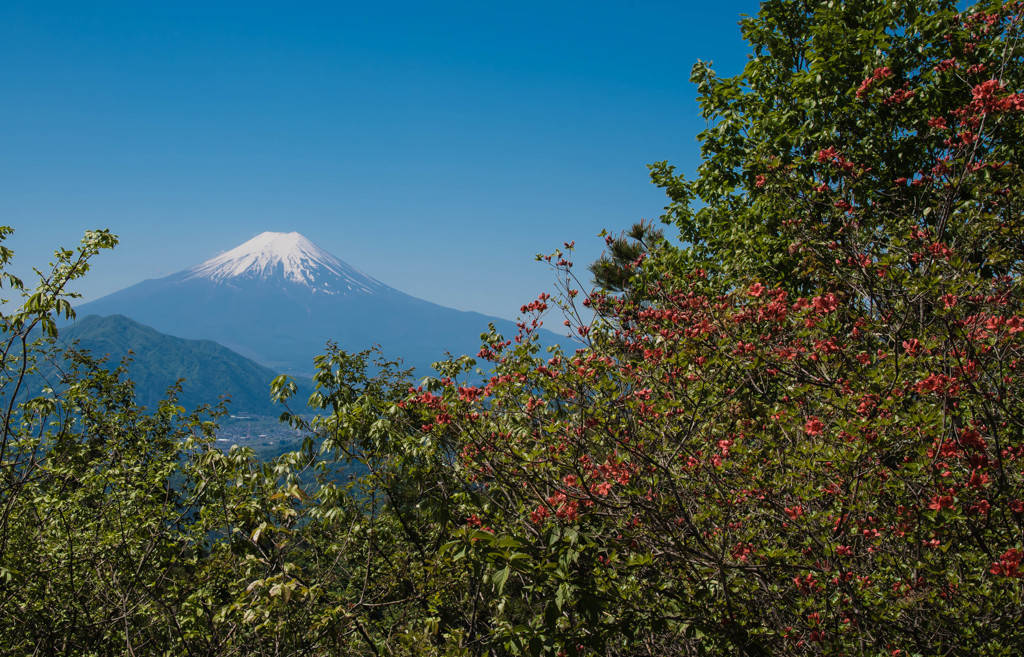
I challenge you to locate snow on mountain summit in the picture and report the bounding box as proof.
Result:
[186,231,389,295]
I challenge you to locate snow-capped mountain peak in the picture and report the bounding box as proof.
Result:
[186,231,387,295]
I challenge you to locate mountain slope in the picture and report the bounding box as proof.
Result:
[74,231,560,375]
[48,314,306,414]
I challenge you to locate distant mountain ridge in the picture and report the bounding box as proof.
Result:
[73,231,559,376]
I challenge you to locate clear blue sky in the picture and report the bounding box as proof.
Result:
[3,0,760,321]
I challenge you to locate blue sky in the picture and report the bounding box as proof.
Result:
[3,0,760,321]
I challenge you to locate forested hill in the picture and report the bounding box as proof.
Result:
[48,314,306,415]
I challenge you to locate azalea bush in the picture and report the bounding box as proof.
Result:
[386,0,1024,654]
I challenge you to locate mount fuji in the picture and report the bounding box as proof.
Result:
[185,231,390,296]
[72,232,555,376]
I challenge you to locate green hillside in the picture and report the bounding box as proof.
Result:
[50,314,306,415]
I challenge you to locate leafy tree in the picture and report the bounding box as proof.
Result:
[0,230,239,653]
[655,0,1024,292]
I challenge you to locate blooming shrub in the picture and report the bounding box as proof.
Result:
[395,1,1024,654]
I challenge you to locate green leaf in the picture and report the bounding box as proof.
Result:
[555,582,569,611]
[493,566,510,594]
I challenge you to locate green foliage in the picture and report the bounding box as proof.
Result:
[659,0,1024,292]
[589,221,665,295]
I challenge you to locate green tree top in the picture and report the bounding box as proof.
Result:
[653,0,1023,294]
